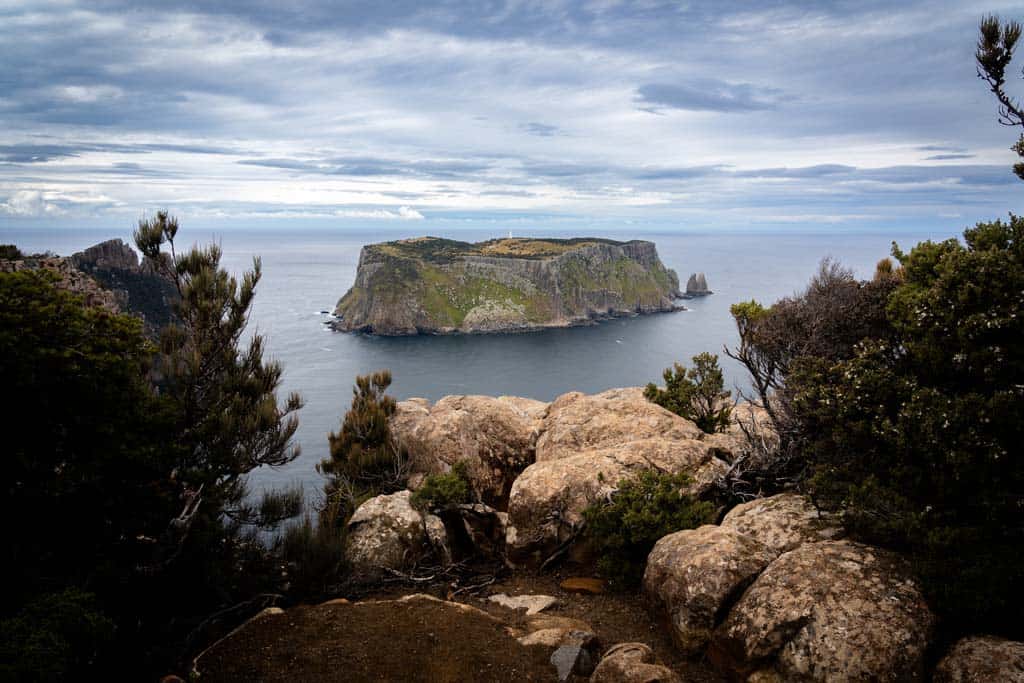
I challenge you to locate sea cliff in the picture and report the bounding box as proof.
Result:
[331,236,683,335]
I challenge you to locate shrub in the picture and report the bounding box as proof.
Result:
[0,590,115,681]
[318,370,410,526]
[411,461,472,510]
[276,512,347,602]
[644,352,731,433]
[0,244,22,260]
[582,470,716,589]
[793,215,1024,637]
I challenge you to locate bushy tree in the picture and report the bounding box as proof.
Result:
[582,471,716,589]
[645,352,731,433]
[977,15,1024,180]
[318,370,409,525]
[793,216,1024,636]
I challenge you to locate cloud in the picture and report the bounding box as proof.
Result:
[521,122,562,137]
[0,190,65,216]
[636,80,783,113]
[924,153,974,161]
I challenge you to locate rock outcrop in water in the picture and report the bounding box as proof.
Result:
[683,272,711,297]
[331,236,683,335]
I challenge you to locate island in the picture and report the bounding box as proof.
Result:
[330,236,684,335]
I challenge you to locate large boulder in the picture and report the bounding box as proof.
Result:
[590,642,682,683]
[392,394,546,508]
[719,493,841,555]
[346,490,442,572]
[643,526,776,655]
[711,540,935,682]
[536,388,703,461]
[506,439,727,564]
[933,635,1024,682]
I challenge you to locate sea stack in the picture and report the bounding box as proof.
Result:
[684,272,712,297]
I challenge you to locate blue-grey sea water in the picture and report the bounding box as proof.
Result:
[3,225,959,502]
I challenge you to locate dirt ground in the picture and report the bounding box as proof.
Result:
[195,568,725,682]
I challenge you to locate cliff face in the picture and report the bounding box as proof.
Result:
[332,237,683,335]
[1,239,177,336]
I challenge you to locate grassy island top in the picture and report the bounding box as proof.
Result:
[368,236,643,262]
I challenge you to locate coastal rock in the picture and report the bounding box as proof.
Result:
[332,236,683,335]
[590,643,682,683]
[536,387,703,461]
[0,254,121,312]
[70,239,178,334]
[711,540,935,682]
[933,635,1024,682]
[436,503,509,560]
[393,394,545,507]
[506,439,727,564]
[684,272,711,297]
[643,526,776,655]
[345,490,437,572]
[719,493,841,555]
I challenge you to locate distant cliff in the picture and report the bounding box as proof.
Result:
[332,237,683,335]
[1,239,177,336]
[684,272,712,297]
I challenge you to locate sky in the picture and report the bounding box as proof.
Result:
[1,0,1022,233]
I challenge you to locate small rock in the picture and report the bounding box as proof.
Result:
[488,593,559,615]
[550,631,601,681]
[589,643,682,683]
[560,577,607,595]
[933,635,1024,682]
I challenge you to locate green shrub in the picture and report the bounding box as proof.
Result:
[582,470,716,589]
[411,461,473,510]
[0,589,115,681]
[0,244,22,260]
[276,512,347,602]
[318,370,409,526]
[793,215,1024,637]
[645,352,731,433]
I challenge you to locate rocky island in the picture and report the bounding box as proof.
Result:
[331,236,684,335]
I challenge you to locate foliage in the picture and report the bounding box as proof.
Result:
[0,269,179,677]
[793,215,1024,637]
[582,471,716,589]
[275,512,347,602]
[411,461,473,510]
[0,589,115,682]
[976,15,1024,180]
[318,370,409,526]
[645,352,731,433]
[0,244,23,260]
[135,211,304,535]
[0,213,308,678]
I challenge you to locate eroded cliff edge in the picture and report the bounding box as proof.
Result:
[331,236,683,335]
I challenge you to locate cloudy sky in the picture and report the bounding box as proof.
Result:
[1,0,1021,232]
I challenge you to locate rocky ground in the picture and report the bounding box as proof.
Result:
[196,387,1023,682]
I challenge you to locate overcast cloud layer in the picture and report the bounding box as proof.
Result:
[1,0,1021,232]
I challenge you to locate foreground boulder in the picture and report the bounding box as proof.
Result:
[711,540,935,681]
[643,526,776,655]
[392,395,546,507]
[719,493,841,555]
[933,635,1024,682]
[506,439,727,564]
[590,642,682,683]
[535,388,703,461]
[702,402,775,460]
[346,490,443,572]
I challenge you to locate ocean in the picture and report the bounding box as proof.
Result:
[3,225,959,503]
